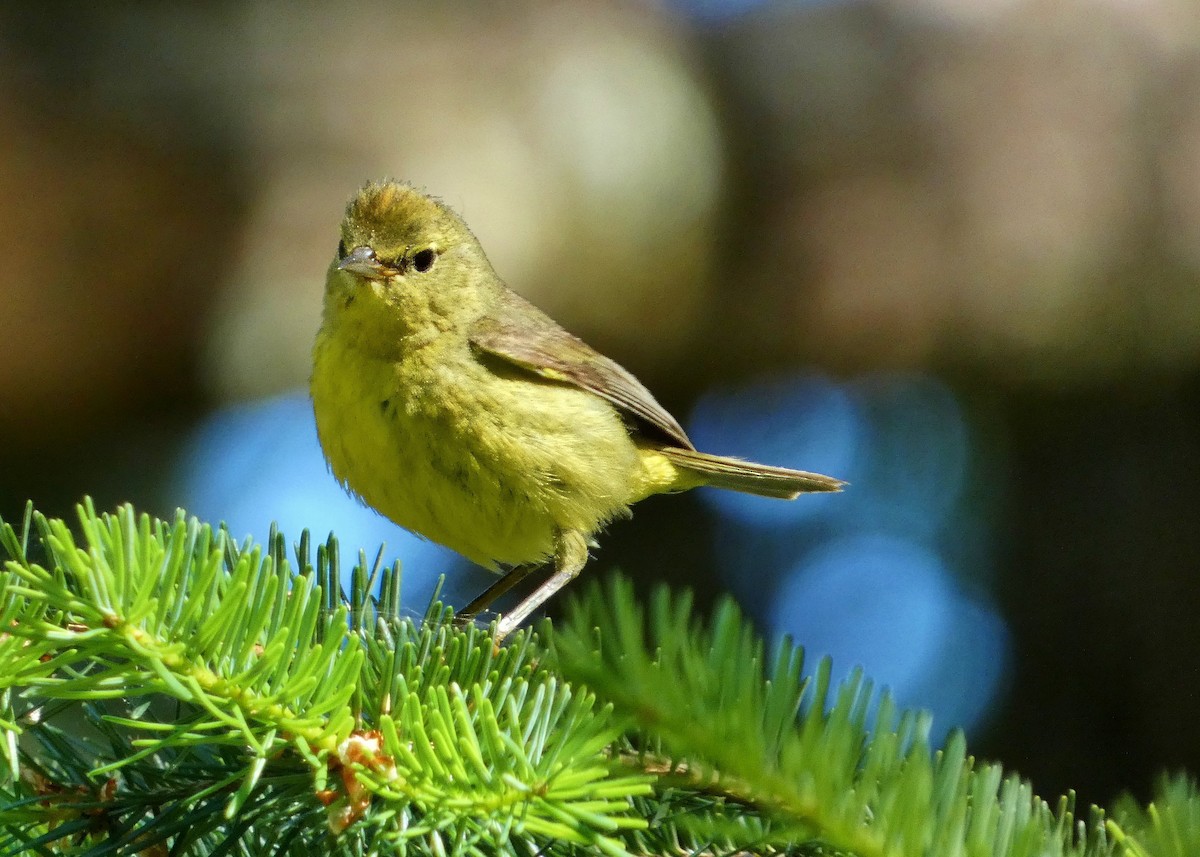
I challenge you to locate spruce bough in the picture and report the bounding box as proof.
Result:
[0,500,1194,856]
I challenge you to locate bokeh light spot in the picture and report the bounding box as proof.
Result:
[771,533,1008,738]
[172,391,493,609]
[688,373,864,526]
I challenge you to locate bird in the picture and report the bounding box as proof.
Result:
[311,181,844,639]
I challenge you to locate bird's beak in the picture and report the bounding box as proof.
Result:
[337,246,393,280]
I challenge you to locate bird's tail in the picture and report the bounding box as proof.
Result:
[660,447,845,499]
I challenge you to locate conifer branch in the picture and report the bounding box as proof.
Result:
[1,501,1198,856]
[551,577,1121,857]
[0,502,649,855]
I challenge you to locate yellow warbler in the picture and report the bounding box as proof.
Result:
[311,181,843,638]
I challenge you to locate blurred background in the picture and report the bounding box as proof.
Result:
[2,0,1198,813]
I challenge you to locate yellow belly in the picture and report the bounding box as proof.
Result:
[311,330,657,569]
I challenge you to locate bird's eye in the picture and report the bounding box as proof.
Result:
[336,239,347,260]
[412,248,436,273]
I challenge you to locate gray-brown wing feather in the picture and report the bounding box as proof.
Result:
[468,294,695,450]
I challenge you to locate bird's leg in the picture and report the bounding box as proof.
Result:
[456,564,537,622]
[494,529,590,641]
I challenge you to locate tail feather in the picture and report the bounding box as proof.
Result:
[660,447,845,499]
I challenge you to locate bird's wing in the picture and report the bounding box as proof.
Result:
[468,295,695,450]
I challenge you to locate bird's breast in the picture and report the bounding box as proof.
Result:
[313,329,640,569]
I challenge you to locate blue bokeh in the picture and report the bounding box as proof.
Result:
[172,391,494,613]
[669,0,848,25]
[770,534,1008,741]
[688,373,864,527]
[688,371,1009,739]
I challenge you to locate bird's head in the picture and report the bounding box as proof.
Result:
[324,181,493,345]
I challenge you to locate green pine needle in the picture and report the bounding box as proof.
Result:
[551,576,1123,857]
[0,500,1197,856]
[0,501,647,855]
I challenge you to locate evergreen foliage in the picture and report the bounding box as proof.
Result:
[0,500,1195,856]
